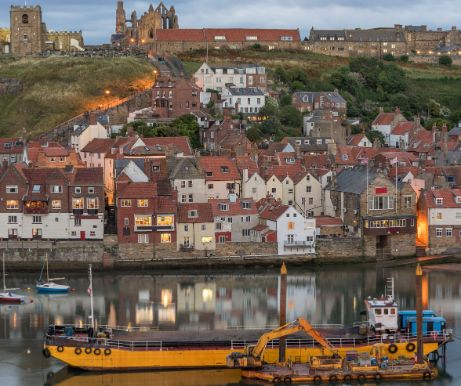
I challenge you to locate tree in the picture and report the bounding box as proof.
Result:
[259,96,279,117]
[365,129,385,145]
[399,55,409,63]
[260,117,282,135]
[377,64,406,94]
[171,114,200,148]
[382,53,395,62]
[246,126,263,142]
[439,55,453,66]
[279,105,302,127]
[279,92,292,107]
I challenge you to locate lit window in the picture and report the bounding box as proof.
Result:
[137,199,149,207]
[288,221,295,230]
[135,216,152,226]
[120,199,132,207]
[157,215,174,227]
[51,200,61,209]
[160,233,171,243]
[201,236,213,243]
[72,198,84,209]
[87,198,99,209]
[6,200,19,209]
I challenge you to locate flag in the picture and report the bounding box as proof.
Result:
[87,286,92,296]
[360,157,368,165]
[390,157,399,166]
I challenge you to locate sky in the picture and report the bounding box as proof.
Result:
[1,0,460,44]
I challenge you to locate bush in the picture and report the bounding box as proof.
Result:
[399,55,409,63]
[382,53,395,62]
[439,55,453,66]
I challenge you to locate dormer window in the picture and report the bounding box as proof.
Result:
[206,171,213,177]
[188,210,198,218]
[435,198,443,205]
[219,203,229,211]
[242,201,251,209]
[286,158,295,164]
[342,154,348,161]
[221,166,229,173]
[456,196,461,204]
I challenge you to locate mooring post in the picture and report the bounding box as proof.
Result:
[279,262,287,363]
[416,264,424,364]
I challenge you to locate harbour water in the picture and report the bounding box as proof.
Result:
[0,263,460,386]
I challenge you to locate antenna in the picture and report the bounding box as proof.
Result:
[385,277,394,300]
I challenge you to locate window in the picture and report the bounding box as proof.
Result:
[157,215,174,227]
[6,185,18,194]
[242,229,250,237]
[288,189,294,194]
[219,203,229,211]
[208,184,214,190]
[32,215,42,224]
[188,181,193,187]
[75,187,82,194]
[32,185,41,193]
[286,213,290,217]
[226,183,235,190]
[436,212,443,220]
[137,199,149,207]
[8,229,18,237]
[227,217,233,223]
[456,212,461,220]
[368,196,394,210]
[181,181,186,188]
[201,224,206,231]
[8,216,17,224]
[436,228,443,237]
[135,215,152,227]
[214,35,226,41]
[51,185,62,193]
[160,233,171,243]
[188,210,198,218]
[88,187,95,194]
[90,231,96,237]
[72,198,84,209]
[218,235,226,244]
[271,188,276,193]
[201,236,213,244]
[252,188,257,194]
[287,234,294,243]
[306,186,311,193]
[32,228,42,237]
[446,228,453,237]
[181,194,187,203]
[87,198,99,209]
[138,234,149,244]
[184,225,189,231]
[6,200,19,209]
[74,217,81,226]
[403,195,412,208]
[22,14,29,24]
[188,194,193,203]
[288,221,295,230]
[435,198,443,205]
[281,36,293,41]
[375,309,382,316]
[120,199,132,207]
[242,201,251,209]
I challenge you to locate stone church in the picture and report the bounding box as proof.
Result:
[111,1,179,47]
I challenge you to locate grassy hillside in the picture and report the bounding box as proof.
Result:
[0,57,155,137]
[180,48,461,127]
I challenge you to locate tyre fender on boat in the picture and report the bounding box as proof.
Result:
[313,375,322,384]
[84,347,92,355]
[329,374,338,383]
[56,346,64,353]
[357,374,366,383]
[423,371,432,380]
[42,348,51,358]
[343,374,352,384]
[406,342,416,352]
[283,376,292,384]
[74,347,82,355]
[93,348,101,356]
[104,348,112,356]
[374,373,383,382]
[272,376,282,384]
[388,343,398,354]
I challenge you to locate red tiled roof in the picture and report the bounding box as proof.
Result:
[0,138,24,154]
[264,164,305,181]
[178,203,214,223]
[143,136,192,156]
[43,147,69,157]
[421,188,461,208]
[81,138,115,154]
[236,155,259,177]
[347,133,366,146]
[259,204,289,221]
[199,156,240,181]
[315,216,343,227]
[391,122,416,135]
[156,28,301,43]
[156,196,177,213]
[210,198,257,216]
[117,181,157,198]
[302,154,331,169]
[72,167,103,185]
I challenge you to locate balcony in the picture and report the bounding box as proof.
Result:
[72,209,84,216]
[24,201,48,214]
[284,240,314,248]
[135,225,152,232]
[155,224,175,232]
[180,244,194,252]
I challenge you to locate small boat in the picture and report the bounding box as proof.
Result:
[0,252,25,304]
[36,255,70,294]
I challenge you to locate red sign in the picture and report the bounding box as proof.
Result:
[375,187,387,194]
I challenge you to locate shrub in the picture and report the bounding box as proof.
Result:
[399,55,409,63]
[382,53,395,62]
[439,55,453,66]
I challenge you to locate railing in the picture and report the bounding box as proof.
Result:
[284,240,314,247]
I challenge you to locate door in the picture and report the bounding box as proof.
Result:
[80,231,86,240]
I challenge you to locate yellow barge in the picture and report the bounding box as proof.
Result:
[43,325,448,371]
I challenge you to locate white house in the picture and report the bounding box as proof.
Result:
[221,87,265,114]
[259,204,316,255]
[241,169,266,202]
[71,122,108,155]
[371,107,406,146]
[294,172,323,217]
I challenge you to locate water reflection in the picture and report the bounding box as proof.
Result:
[0,265,460,386]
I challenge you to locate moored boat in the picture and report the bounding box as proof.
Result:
[0,251,25,304]
[36,255,70,294]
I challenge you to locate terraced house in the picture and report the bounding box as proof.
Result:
[0,164,103,240]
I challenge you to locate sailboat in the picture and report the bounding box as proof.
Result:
[36,254,70,294]
[0,252,25,304]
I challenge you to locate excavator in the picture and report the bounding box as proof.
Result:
[226,317,342,369]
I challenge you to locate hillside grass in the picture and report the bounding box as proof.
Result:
[0,56,155,137]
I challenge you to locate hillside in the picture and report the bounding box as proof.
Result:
[179,49,461,128]
[0,56,155,137]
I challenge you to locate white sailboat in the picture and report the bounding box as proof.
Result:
[36,254,70,294]
[0,251,25,304]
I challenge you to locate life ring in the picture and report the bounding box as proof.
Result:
[380,362,388,369]
[42,348,51,358]
[329,374,338,383]
[343,374,352,384]
[272,377,282,384]
[375,373,383,382]
[388,344,398,354]
[74,347,82,355]
[56,346,64,353]
[104,348,112,356]
[84,347,92,354]
[406,342,416,352]
[93,348,101,356]
[357,374,366,384]
[283,376,292,384]
[313,375,322,384]
[423,371,432,380]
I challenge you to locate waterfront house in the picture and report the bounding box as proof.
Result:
[177,203,215,252]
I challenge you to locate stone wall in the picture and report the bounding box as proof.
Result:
[316,237,365,259]
[0,78,22,94]
[409,55,461,65]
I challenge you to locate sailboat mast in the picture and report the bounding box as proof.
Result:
[46,253,49,282]
[2,251,5,291]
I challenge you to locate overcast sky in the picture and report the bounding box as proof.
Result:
[1,0,460,44]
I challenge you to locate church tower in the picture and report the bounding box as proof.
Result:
[116,1,126,34]
[10,5,46,56]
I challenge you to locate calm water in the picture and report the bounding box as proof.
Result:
[0,263,460,386]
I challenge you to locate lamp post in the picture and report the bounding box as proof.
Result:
[104,89,111,109]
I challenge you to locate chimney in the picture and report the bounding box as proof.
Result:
[452,26,457,31]
[242,168,249,182]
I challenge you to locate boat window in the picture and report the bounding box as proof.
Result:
[384,308,389,315]
[375,309,382,315]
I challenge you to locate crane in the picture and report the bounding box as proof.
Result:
[227,317,340,368]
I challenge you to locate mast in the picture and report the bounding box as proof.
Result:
[46,253,49,282]
[2,251,5,290]
[89,264,95,329]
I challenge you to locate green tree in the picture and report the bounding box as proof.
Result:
[246,126,263,142]
[260,117,282,135]
[171,114,200,148]
[377,64,406,94]
[399,55,409,63]
[365,129,385,145]
[259,97,279,117]
[279,105,302,127]
[279,92,292,107]
[439,55,453,66]
[349,57,384,90]
[382,53,395,62]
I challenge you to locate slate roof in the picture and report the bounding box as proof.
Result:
[226,87,264,96]
[209,198,257,216]
[329,166,378,194]
[167,157,203,180]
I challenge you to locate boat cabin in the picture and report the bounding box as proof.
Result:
[364,296,398,333]
[406,316,447,335]
[398,310,437,330]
